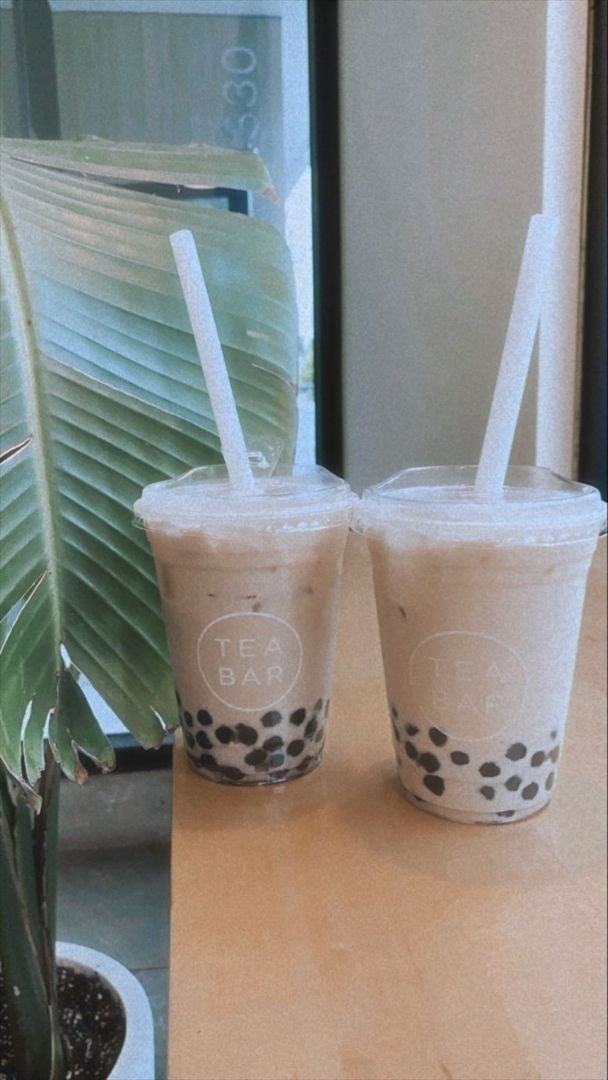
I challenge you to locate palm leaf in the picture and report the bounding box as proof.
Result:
[0,138,298,793]
[1,135,276,194]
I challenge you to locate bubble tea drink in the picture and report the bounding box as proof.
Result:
[135,466,354,784]
[360,466,604,823]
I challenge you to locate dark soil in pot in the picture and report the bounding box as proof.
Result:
[0,965,125,1079]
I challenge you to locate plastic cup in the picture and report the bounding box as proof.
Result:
[135,465,355,785]
[359,466,605,824]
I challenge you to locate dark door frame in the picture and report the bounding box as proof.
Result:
[308,0,344,476]
[579,0,607,499]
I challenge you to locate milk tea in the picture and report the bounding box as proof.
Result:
[360,466,604,823]
[136,466,354,785]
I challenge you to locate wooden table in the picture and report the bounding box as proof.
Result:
[169,534,607,1080]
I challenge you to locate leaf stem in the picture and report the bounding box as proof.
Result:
[35,746,68,1079]
[0,765,57,1079]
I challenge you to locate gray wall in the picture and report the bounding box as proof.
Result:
[339,0,547,491]
[0,2,26,136]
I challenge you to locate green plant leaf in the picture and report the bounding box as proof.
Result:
[0,138,298,785]
[1,135,276,194]
[0,573,56,798]
[50,667,116,781]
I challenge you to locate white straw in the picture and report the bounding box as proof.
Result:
[475,214,559,497]
[537,0,588,476]
[170,230,254,489]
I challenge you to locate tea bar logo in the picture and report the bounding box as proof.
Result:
[197,613,303,712]
[409,631,527,740]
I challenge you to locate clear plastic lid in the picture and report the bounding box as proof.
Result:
[134,464,356,531]
[359,466,605,538]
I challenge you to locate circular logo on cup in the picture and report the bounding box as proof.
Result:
[197,612,303,712]
[409,631,527,740]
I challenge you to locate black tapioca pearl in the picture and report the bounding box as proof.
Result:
[530,751,545,767]
[184,731,195,748]
[183,711,193,727]
[315,729,324,744]
[196,730,212,750]
[480,786,495,800]
[505,775,522,791]
[236,724,257,746]
[290,708,306,726]
[199,754,219,772]
[404,741,418,761]
[272,769,289,780]
[545,771,555,790]
[314,698,323,713]
[450,751,469,765]
[221,766,245,782]
[549,745,560,763]
[550,729,557,740]
[245,749,267,767]
[418,752,440,773]
[305,717,318,738]
[479,762,501,778]
[405,723,419,737]
[423,774,445,796]
[522,782,539,800]
[197,709,213,726]
[263,735,283,752]
[429,727,448,747]
[261,710,282,727]
[268,752,285,768]
[297,756,313,772]
[287,739,305,757]
[216,726,235,744]
[498,810,516,818]
[506,742,527,761]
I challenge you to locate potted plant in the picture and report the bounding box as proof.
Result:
[0,137,298,1078]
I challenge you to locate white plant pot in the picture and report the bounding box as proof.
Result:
[56,942,155,1080]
